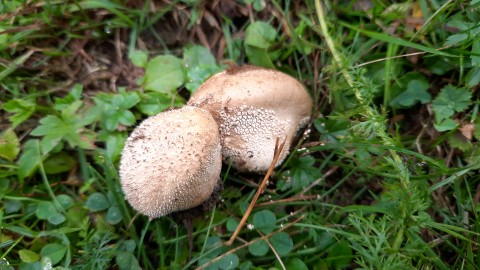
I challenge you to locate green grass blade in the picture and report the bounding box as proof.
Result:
[338,21,457,58]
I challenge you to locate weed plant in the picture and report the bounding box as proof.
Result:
[1,0,480,269]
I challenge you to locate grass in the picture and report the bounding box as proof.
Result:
[1,0,480,269]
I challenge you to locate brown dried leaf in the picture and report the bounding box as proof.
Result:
[459,122,475,141]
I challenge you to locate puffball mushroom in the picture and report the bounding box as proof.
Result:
[188,65,313,172]
[119,106,222,219]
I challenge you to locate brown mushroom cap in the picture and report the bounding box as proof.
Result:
[187,65,313,172]
[119,106,222,219]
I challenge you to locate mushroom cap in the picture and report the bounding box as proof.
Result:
[119,106,222,219]
[188,65,312,172]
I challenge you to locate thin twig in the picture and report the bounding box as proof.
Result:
[255,194,320,208]
[225,138,286,246]
[299,166,339,197]
[261,231,286,270]
[353,45,453,68]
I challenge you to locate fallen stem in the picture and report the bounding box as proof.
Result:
[225,138,286,246]
[255,194,320,208]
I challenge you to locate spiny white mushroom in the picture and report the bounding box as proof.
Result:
[119,106,222,219]
[188,65,313,172]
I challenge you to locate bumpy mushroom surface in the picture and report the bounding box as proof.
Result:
[188,65,312,172]
[119,106,222,219]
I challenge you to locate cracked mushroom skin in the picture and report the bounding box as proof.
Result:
[119,106,222,219]
[188,65,313,172]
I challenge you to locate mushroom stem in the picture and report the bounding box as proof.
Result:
[225,137,286,246]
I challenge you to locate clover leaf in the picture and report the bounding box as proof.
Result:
[93,90,140,131]
[390,73,431,108]
[432,85,471,125]
[30,101,96,153]
[2,98,36,128]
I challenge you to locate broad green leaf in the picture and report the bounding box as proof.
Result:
[203,236,222,257]
[390,74,431,108]
[248,239,269,256]
[106,206,122,225]
[472,39,480,66]
[465,67,480,88]
[19,249,40,263]
[446,15,473,32]
[56,195,73,210]
[314,230,336,251]
[118,239,136,253]
[53,84,83,111]
[43,152,76,174]
[218,253,239,270]
[36,201,58,220]
[252,0,266,11]
[448,133,472,151]
[245,46,274,69]
[0,128,20,161]
[289,156,322,190]
[252,210,276,234]
[444,33,468,46]
[270,232,293,256]
[424,57,454,75]
[2,99,36,128]
[98,131,127,162]
[238,261,253,270]
[65,208,88,228]
[129,50,148,68]
[40,243,66,265]
[60,100,83,118]
[434,119,457,132]
[226,218,239,232]
[86,192,110,211]
[47,213,66,225]
[144,55,184,92]
[284,258,308,270]
[94,91,140,131]
[184,45,216,67]
[185,65,223,93]
[327,241,352,268]
[314,118,349,143]
[136,92,185,116]
[30,119,59,153]
[17,139,43,180]
[31,105,96,153]
[182,45,224,93]
[116,251,141,270]
[112,90,141,110]
[30,115,64,153]
[105,110,136,131]
[432,85,472,123]
[245,21,277,48]
[4,200,22,214]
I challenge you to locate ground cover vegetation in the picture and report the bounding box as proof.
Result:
[1,0,480,269]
